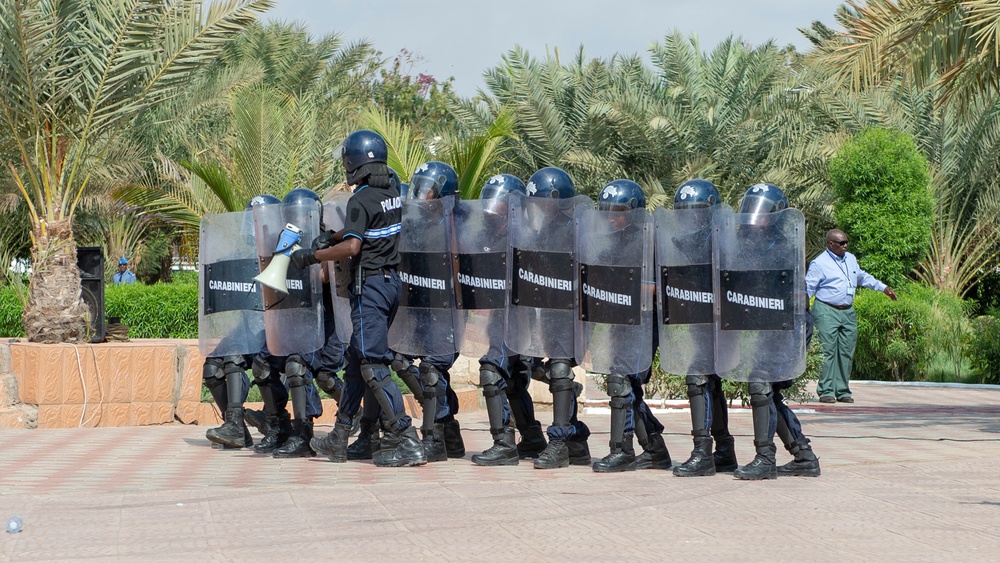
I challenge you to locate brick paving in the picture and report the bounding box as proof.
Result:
[0,381,999,561]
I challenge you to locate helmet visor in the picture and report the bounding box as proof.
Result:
[408,175,440,200]
[739,195,778,225]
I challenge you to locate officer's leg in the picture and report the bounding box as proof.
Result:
[391,353,423,397]
[507,356,546,458]
[202,357,227,413]
[567,380,592,464]
[631,372,671,471]
[708,374,738,472]
[472,360,518,466]
[422,353,465,458]
[674,373,716,476]
[535,359,577,469]
[734,380,778,480]
[418,361,449,462]
[593,373,637,473]
[206,356,253,448]
[315,370,344,404]
[773,381,820,476]
[311,354,362,463]
[252,354,292,454]
[271,354,316,458]
[344,388,381,460]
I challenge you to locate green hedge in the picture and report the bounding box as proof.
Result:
[966,310,1000,385]
[0,280,198,339]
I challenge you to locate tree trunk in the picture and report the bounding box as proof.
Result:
[22,218,89,343]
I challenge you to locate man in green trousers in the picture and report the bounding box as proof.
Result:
[805,229,897,403]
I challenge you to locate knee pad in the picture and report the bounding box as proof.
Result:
[748,381,773,408]
[202,357,225,381]
[284,354,310,386]
[419,363,446,397]
[251,355,275,385]
[390,353,412,374]
[606,373,630,398]
[316,370,343,393]
[478,363,502,388]
[547,360,574,382]
[360,363,388,387]
[222,355,246,377]
[686,382,707,399]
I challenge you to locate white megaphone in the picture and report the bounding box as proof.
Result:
[253,223,302,294]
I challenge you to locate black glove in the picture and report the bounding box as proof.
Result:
[312,230,336,250]
[290,248,318,269]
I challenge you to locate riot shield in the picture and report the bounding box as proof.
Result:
[506,195,591,359]
[653,205,731,375]
[198,210,266,357]
[452,196,514,358]
[322,192,354,343]
[387,196,459,356]
[575,206,653,375]
[253,199,324,357]
[712,206,806,382]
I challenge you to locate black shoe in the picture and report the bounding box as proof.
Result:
[206,408,250,449]
[254,413,292,454]
[673,437,715,477]
[734,453,777,480]
[346,421,379,460]
[713,437,739,473]
[517,424,547,459]
[635,433,672,471]
[311,423,351,463]
[533,440,569,469]
[211,426,252,449]
[373,426,427,467]
[422,423,448,463]
[471,427,519,467]
[567,437,592,466]
[243,409,269,436]
[273,420,315,458]
[777,457,821,477]
[443,419,465,458]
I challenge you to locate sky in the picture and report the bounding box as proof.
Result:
[264,0,847,97]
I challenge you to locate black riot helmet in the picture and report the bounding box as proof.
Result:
[479,173,526,214]
[408,161,459,201]
[336,130,388,173]
[739,182,788,225]
[673,179,720,210]
[246,194,281,210]
[526,167,575,199]
[597,179,646,211]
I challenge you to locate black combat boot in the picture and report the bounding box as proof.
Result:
[713,435,739,473]
[734,441,777,480]
[443,419,465,458]
[273,419,316,458]
[634,433,672,470]
[533,440,570,469]
[516,424,547,459]
[243,409,269,436]
[778,436,821,477]
[210,426,252,449]
[345,421,380,460]
[254,412,292,454]
[673,435,714,476]
[207,407,251,448]
[311,422,352,462]
[472,427,519,466]
[373,426,427,467]
[422,423,448,463]
[592,432,636,473]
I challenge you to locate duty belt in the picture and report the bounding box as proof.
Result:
[819,299,851,310]
[362,267,394,278]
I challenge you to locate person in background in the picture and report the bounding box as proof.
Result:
[113,257,136,284]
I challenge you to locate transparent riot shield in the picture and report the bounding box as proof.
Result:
[712,207,806,382]
[653,205,731,375]
[198,210,266,357]
[387,196,458,356]
[506,195,591,360]
[253,199,323,357]
[575,206,653,375]
[453,196,515,358]
[322,191,354,344]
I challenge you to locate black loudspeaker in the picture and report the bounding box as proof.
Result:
[77,246,105,342]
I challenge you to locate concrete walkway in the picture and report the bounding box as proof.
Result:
[1,382,999,561]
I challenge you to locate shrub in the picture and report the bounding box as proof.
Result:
[966,310,1000,384]
[0,288,26,337]
[829,127,934,287]
[105,282,198,338]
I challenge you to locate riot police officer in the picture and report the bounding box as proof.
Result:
[588,179,671,472]
[466,174,548,466]
[300,130,426,467]
[664,180,740,477]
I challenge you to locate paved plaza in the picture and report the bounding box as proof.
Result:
[0,381,999,561]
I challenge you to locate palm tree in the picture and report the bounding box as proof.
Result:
[0,0,273,342]
[826,0,1000,108]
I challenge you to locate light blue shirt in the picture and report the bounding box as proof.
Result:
[113,270,136,284]
[805,249,885,307]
